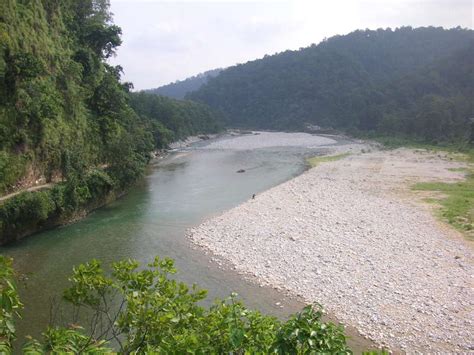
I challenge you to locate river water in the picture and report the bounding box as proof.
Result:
[1,132,371,350]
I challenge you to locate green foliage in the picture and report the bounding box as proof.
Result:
[22,327,112,354]
[0,168,118,241]
[129,92,223,145]
[0,0,220,241]
[0,256,23,350]
[0,190,55,238]
[86,169,115,199]
[188,27,473,143]
[0,0,154,194]
[0,151,26,193]
[0,256,353,354]
[149,120,174,149]
[273,305,349,353]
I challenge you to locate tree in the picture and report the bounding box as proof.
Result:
[0,256,353,354]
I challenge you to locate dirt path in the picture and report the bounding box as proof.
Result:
[0,183,54,203]
[189,147,473,353]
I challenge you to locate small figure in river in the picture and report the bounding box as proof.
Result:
[252,194,256,199]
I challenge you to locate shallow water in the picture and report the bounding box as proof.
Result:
[1,133,372,350]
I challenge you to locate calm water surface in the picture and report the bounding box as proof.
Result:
[2,133,371,350]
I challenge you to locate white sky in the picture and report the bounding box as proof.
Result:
[109,0,473,90]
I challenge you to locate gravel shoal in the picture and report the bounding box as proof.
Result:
[189,147,474,353]
[204,131,337,150]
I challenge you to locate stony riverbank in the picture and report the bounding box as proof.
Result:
[188,145,474,352]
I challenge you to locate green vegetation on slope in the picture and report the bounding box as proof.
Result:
[0,255,357,354]
[0,0,151,194]
[188,27,474,143]
[129,92,222,148]
[0,0,221,243]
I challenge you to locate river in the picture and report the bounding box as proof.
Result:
[1,132,371,350]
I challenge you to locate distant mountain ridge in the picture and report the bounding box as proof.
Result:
[147,68,222,99]
[187,27,474,142]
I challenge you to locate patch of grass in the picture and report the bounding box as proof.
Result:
[364,135,474,163]
[422,197,442,204]
[306,153,350,168]
[355,134,474,239]
[413,172,474,239]
[447,167,470,172]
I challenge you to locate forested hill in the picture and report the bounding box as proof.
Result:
[129,92,222,148]
[147,68,222,99]
[0,0,221,242]
[0,0,221,194]
[188,27,474,142]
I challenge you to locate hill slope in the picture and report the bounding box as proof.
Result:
[188,27,473,141]
[147,68,222,99]
[0,0,221,242]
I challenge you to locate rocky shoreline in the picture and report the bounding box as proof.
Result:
[188,145,474,353]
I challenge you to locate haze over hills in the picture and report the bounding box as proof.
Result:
[182,27,473,142]
[147,68,222,99]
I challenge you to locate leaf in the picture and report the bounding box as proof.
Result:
[5,320,15,334]
[230,327,245,348]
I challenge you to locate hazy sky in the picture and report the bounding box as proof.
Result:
[109,0,473,90]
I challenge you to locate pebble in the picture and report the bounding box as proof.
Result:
[188,144,473,353]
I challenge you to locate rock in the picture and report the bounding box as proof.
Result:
[188,143,474,353]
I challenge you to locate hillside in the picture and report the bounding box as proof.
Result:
[188,27,474,142]
[129,92,222,148]
[0,0,221,243]
[147,68,222,99]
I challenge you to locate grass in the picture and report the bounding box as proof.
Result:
[447,167,470,172]
[367,136,474,239]
[306,153,350,168]
[413,170,474,240]
[364,135,474,163]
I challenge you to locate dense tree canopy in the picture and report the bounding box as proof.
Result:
[129,92,222,148]
[0,0,221,242]
[0,0,221,195]
[0,0,148,194]
[188,27,473,143]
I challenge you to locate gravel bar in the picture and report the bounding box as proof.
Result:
[189,147,474,353]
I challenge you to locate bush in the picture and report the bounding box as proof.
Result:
[0,256,352,354]
[0,256,22,351]
[107,151,147,188]
[85,169,115,200]
[0,190,55,237]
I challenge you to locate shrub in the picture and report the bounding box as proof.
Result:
[0,256,352,354]
[0,190,55,237]
[0,256,22,351]
[85,169,115,199]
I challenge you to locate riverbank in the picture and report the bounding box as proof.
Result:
[189,145,474,352]
[3,131,354,346]
[0,133,222,245]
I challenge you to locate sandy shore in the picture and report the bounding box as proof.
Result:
[189,145,474,352]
